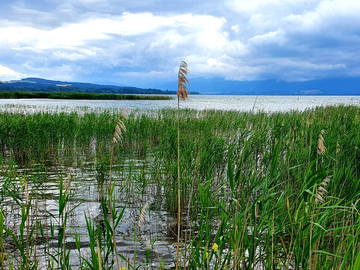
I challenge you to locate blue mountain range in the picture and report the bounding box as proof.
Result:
[0,78,176,95]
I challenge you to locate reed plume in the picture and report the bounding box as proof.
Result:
[177,61,189,101]
[317,130,326,155]
[109,115,126,184]
[315,176,331,204]
[112,118,126,145]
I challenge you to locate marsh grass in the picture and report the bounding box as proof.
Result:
[0,105,359,269]
[0,91,172,101]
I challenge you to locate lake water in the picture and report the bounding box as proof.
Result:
[0,95,359,113]
[1,155,177,268]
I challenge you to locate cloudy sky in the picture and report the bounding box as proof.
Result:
[0,0,359,89]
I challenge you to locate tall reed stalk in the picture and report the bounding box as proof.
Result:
[176,60,189,269]
[108,115,126,268]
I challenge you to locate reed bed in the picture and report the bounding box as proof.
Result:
[0,105,359,269]
[0,91,172,100]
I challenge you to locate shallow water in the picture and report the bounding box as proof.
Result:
[0,95,359,113]
[0,156,176,269]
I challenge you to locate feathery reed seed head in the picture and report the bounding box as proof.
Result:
[315,176,331,204]
[112,118,126,145]
[317,129,326,155]
[177,60,189,100]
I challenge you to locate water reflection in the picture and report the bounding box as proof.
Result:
[0,156,176,269]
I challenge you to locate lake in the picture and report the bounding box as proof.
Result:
[0,95,359,113]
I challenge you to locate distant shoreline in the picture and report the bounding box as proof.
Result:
[0,91,173,100]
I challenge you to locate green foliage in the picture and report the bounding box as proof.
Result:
[0,91,172,100]
[0,105,359,269]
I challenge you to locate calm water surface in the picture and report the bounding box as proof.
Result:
[0,95,359,113]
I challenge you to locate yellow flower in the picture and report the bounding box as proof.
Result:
[212,243,219,252]
[118,267,127,270]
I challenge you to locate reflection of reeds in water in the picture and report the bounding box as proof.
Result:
[137,201,150,229]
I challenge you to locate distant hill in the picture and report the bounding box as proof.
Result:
[0,78,177,95]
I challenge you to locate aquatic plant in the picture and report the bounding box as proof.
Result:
[0,105,358,269]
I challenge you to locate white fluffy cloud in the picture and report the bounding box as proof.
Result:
[0,13,226,49]
[0,0,359,84]
[0,65,21,81]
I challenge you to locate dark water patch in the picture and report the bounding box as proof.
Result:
[0,154,177,269]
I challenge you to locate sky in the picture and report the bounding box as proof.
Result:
[0,0,359,90]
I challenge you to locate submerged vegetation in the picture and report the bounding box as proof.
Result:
[0,91,172,100]
[0,105,359,269]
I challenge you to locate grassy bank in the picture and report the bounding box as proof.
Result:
[0,91,172,100]
[0,105,359,269]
